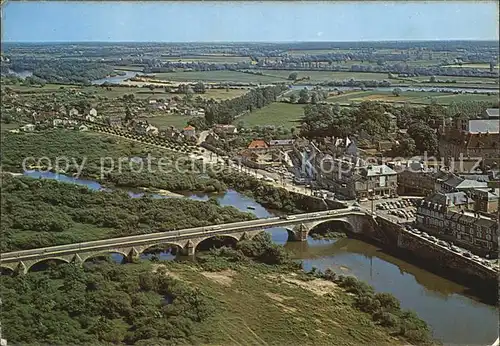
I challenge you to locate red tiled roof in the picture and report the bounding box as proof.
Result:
[248,140,268,149]
[183,125,195,131]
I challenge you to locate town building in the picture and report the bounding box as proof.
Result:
[52,118,64,127]
[268,139,295,150]
[182,125,196,138]
[439,113,500,168]
[247,139,269,152]
[214,124,238,135]
[79,125,89,132]
[416,192,498,256]
[482,108,499,119]
[108,116,122,127]
[356,164,398,200]
[396,162,437,196]
[69,108,79,117]
[469,187,499,216]
[89,108,98,117]
[21,124,35,132]
[434,174,488,193]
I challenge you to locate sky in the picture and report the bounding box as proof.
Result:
[2,1,499,43]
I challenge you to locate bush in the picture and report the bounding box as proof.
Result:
[373,311,399,327]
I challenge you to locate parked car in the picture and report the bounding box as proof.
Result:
[462,252,472,258]
[437,240,449,247]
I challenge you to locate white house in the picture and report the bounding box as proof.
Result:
[79,125,89,132]
[69,108,79,117]
[21,124,36,132]
[146,124,159,136]
[85,115,96,122]
[89,108,98,117]
[53,118,63,127]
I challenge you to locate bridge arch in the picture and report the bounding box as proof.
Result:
[139,242,184,257]
[195,234,240,253]
[307,219,356,238]
[0,265,15,276]
[27,257,71,273]
[81,250,129,264]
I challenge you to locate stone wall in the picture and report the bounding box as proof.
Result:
[374,216,497,288]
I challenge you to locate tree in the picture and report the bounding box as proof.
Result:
[148,85,155,92]
[193,82,206,94]
[289,94,297,104]
[125,107,134,122]
[392,88,402,97]
[298,88,310,104]
[288,72,298,81]
[392,137,416,157]
[407,122,438,155]
[310,92,319,104]
[429,76,436,83]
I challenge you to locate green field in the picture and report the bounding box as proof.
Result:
[326,90,499,105]
[236,102,305,129]
[251,69,392,83]
[2,83,247,101]
[153,70,284,83]
[411,75,499,84]
[162,55,251,63]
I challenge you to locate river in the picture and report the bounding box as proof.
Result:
[20,171,500,345]
[91,70,145,85]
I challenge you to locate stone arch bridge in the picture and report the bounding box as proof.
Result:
[0,209,379,274]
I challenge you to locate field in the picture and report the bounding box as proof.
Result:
[236,102,305,129]
[162,55,251,63]
[252,69,391,83]
[326,90,499,105]
[443,63,499,69]
[3,83,248,101]
[153,70,284,83]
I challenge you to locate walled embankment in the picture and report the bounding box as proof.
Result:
[374,216,498,295]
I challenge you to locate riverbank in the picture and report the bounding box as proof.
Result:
[0,233,437,345]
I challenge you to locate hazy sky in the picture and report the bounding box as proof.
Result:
[2,1,499,42]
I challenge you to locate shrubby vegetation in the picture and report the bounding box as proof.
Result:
[0,174,255,251]
[0,262,214,345]
[3,58,114,85]
[318,269,435,345]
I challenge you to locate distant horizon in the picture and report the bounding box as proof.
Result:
[3,39,500,45]
[3,2,498,43]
